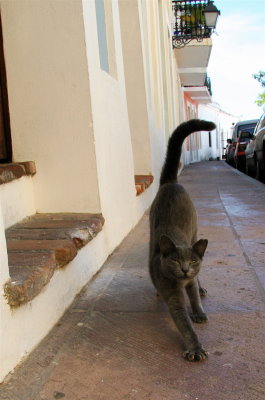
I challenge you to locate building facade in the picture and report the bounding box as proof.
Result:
[0,0,222,381]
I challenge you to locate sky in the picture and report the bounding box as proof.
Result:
[207,0,265,121]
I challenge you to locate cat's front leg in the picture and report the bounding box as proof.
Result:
[198,278,207,297]
[186,279,208,324]
[182,347,208,362]
[167,293,208,362]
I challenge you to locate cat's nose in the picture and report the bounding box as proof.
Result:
[181,265,189,273]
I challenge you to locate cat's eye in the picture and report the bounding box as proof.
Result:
[190,260,197,265]
[171,256,180,264]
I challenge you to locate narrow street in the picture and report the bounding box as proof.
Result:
[1,161,265,400]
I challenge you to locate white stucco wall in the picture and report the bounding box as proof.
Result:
[198,103,238,160]
[1,0,101,213]
[0,0,179,382]
[0,202,9,285]
[138,0,180,182]
[0,232,107,383]
[82,0,140,253]
[0,177,36,229]
[119,0,152,176]
[0,200,10,382]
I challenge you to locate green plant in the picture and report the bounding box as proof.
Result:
[253,70,265,108]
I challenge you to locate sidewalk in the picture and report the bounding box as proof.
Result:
[1,161,265,400]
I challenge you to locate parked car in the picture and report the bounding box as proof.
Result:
[226,119,258,167]
[234,130,255,172]
[245,112,265,182]
[225,139,234,165]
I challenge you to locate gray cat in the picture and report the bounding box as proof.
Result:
[149,119,216,361]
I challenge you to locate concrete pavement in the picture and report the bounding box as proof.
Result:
[1,161,265,400]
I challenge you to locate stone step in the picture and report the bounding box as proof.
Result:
[134,175,154,196]
[7,240,77,267]
[0,161,36,184]
[4,213,105,307]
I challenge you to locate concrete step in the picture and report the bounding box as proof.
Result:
[4,213,105,307]
[0,161,36,184]
[135,174,154,195]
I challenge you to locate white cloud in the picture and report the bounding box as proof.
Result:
[208,13,265,120]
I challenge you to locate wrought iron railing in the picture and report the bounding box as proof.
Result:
[172,0,212,48]
[204,75,212,95]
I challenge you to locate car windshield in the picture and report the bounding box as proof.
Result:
[238,124,256,135]
[241,132,252,139]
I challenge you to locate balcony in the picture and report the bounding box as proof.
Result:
[172,0,215,48]
[172,1,218,88]
[176,38,212,86]
[183,75,212,104]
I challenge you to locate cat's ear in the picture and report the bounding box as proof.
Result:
[159,235,176,256]
[192,239,208,259]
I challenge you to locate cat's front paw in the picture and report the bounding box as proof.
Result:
[199,287,207,296]
[191,312,208,324]
[183,347,208,362]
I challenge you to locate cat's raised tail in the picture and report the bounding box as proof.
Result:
[159,119,216,186]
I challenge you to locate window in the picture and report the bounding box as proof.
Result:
[209,131,212,147]
[95,0,109,72]
[0,14,12,162]
[95,0,116,77]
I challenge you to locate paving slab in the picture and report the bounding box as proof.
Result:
[1,161,265,400]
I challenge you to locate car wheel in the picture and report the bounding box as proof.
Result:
[255,161,265,183]
[255,160,260,181]
[236,160,245,173]
[241,163,246,174]
[246,164,255,178]
[246,164,249,175]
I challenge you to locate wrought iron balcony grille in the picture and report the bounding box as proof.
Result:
[172,0,212,48]
[205,75,212,96]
